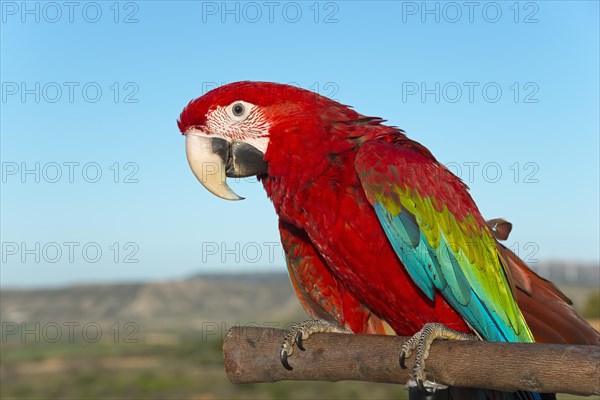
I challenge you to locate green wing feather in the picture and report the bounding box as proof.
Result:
[356,139,534,343]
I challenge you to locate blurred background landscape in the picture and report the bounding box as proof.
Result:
[1,263,598,400]
[1,1,598,399]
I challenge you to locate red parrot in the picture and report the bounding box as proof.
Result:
[178,81,598,399]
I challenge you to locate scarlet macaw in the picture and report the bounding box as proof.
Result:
[178,82,598,399]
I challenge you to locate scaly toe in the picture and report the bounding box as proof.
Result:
[400,323,476,391]
[278,319,350,371]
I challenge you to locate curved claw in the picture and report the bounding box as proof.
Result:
[295,330,305,351]
[417,378,434,395]
[399,351,407,369]
[280,348,293,371]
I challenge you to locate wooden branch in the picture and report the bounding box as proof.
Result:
[223,327,600,396]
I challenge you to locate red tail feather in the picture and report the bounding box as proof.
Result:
[501,246,599,345]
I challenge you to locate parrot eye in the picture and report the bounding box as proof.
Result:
[226,100,253,122]
[232,103,245,116]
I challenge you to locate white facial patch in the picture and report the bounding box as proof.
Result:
[205,101,270,153]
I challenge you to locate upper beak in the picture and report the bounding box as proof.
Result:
[185,134,267,200]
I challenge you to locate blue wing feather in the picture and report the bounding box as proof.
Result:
[374,203,521,342]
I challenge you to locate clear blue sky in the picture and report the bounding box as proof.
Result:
[1,1,598,287]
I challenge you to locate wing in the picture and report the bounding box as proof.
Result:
[501,244,600,344]
[355,138,534,343]
[279,220,395,335]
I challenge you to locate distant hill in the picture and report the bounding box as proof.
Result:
[1,264,597,336]
[0,272,306,334]
[528,262,599,287]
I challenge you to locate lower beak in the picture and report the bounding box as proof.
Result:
[185,135,267,200]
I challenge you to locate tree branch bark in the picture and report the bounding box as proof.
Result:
[223,326,599,396]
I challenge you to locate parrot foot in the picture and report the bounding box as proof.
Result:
[279,319,350,371]
[399,323,476,394]
[407,379,449,398]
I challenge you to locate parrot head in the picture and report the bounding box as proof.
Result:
[178,81,370,200]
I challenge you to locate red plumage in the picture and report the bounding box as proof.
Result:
[179,81,598,345]
[264,128,472,335]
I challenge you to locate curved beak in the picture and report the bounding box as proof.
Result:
[185,134,267,200]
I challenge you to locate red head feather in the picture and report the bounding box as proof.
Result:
[177,81,366,134]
